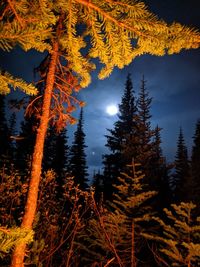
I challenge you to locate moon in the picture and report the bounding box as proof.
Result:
[106,105,118,116]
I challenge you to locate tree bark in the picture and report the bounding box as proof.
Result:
[11,42,58,267]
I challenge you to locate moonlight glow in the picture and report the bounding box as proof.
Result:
[106,105,118,116]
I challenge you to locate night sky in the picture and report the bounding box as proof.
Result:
[1,0,200,178]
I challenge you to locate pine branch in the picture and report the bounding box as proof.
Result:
[0,71,38,95]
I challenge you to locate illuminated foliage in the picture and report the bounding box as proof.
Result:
[1,0,200,94]
[77,162,156,266]
[0,227,33,258]
[143,202,200,266]
[0,71,38,95]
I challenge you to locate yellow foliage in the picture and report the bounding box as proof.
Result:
[143,202,200,266]
[0,0,200,93]
[0,71,38,95]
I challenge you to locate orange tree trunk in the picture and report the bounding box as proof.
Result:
[11,42,58,267]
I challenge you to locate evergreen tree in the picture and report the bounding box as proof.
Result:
[172,128,190,202]
[150,125,171,209]
[43,125,69,198]
[191,119,200,210]
[92,170,104,204]
[77,161,156,266]
[44,125,68,176]
[69,108,88,190]
[43,125,56,171]
[0,95,10,168]
[8,112,17,137]
[0,227,33,259]
[120,76,161,190]
[136,76,155,174]
[103,74,137,199]
[15,113,37,177]
[8,112,17,162]
[143,202,200,267]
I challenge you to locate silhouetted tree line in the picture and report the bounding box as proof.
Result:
[94,75,200,212]
[0,74,200,266]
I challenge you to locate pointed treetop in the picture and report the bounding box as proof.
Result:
[192,119,200,166]
[118,73,136,121]
[175,127,188,160]
[69,107,88,190]
[153,125,163,159]
[192,119,200,147]
[138,75,152,121]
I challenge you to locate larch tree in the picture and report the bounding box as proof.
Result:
[69,108,88,190]
[0,1,200,266]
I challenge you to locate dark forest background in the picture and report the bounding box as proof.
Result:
[1,74,200,266]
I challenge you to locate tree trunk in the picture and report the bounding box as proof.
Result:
[131,221,136,267]
[11,42,58,267]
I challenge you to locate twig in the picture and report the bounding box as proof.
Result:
[0,5,9,20]
[104,257,115,267]
[74,0,155,39]
[25,95,42,117]
[7,0,24,27]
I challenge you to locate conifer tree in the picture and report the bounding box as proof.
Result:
[135,76,169,201]
[15,114,37,177]
[92,170,104,203]
[136,76,154,169]
[69,108,88,190]
[43,125,69,199]
[77,161,156,266]
[143,202,200,267]
[103,74,137,199]
[44,125,69,177]
[172,128,190,202]
[53,128,69,177]
[1,1,199,265]
[43,126,57,171]
[0,95,10,168]
[0,227,33,259]
[191,119,200,210]
[131,76,158,199]
[150,125,171,208]
[8,112,17,162]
